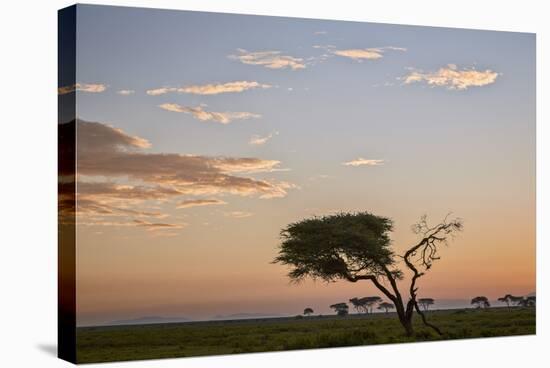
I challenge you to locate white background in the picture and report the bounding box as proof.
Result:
[0,0,547,367]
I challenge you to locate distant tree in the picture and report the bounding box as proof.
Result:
[497,294,512,310]
[418,298,435,311]
[330,302,349,316]
[349,298,363,314]
[378,302,394,313]
[303,307,314,316]
[509,295,525,306]
[363,296,382,313]
[517,296,536,308]
[274,212,463,336]
[497,294,525,310]
[471,296,490,309]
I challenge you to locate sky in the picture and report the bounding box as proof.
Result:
[59,5,535,326]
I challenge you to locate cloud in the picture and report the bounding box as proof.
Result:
[60,119,294,212]
[333,49,383,60]
[76,120,151,152]
[331,46,406,61]
[314,31,328,35]
[159,104,260,124]
[59,120,295,230]
[177,199,227,209]
[58,83,107,95]
[146,81,271,96]
[146,87,176,96]
[133,219,186,230]
[402,64,499,90]
[342,158,385,167]
[229,49,306,70]
[249,131,278,146]
[117,89,135,95]
[224,211,253,218]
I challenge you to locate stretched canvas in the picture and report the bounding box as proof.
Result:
[58,4,536,364]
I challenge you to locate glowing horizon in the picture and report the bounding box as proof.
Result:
[63,5,535,326]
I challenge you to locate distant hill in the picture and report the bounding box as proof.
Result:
[108,316,190,326]
[212,312,284,321]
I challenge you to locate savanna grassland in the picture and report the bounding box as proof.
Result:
[76,307,535,363]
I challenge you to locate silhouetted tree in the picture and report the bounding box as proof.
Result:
[509,295,525,306]
[363,296,382,313]
[471,296,490,309]
[418,298,435,311]
[497,294,513,310]
[349,298,363,314]
[303,307,314,316]
[517,296,536,307]
[330,302,349,316]
[497,294,524,310]
[274,212,463,336]
[378,302,394,313]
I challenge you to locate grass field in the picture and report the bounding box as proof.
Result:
[76,307,535,363]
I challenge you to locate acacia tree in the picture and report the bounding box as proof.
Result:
[364,296,382,313]
[471,296,490,309]
[349,298,366,314]
[330,303,349,316]
[518,296,536,307]
[303,307,314,316]
[418,298,435,311]
[274,212,463,336]
[378,302,394,314]
[497,294,513,310]
[509,295,525,306]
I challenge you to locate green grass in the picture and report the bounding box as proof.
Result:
[76,307,535,363]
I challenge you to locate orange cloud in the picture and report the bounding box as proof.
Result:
[403,64,499,90]
[249,132,278,146]
[58,83,107,95]
[229,49,306,70]
[342,158,385,167]
[224,211,253,218]
[159,103,260,124]
[147,81,271,96]
[324,46,406,61]
[177,199,227,209]
[59,120,295,229]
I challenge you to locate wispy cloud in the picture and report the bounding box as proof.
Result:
[229,49,306,70]
[59,120,296,230]
[331,46,406,61]
[177,199,227,209]
[147,81,271,96]
[62,119,294,198]
[159,103,261,124]
[342,158,385,167]
[58,83,107,95]
[402,64,499,90]
[224,211,253,219]
[314,31,328,35]
[133,219,186,231]
[117,89,135,95]
[249,131,278,146]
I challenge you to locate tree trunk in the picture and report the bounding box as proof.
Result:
[395,303,414,336]
[400,316,414,336]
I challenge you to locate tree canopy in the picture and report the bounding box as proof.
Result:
[274,212,399,283]
[418,298,435,311]
[303,307,314,316]
[330,303,349,316]
[471,296,490,308]
[378,302,394,313]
